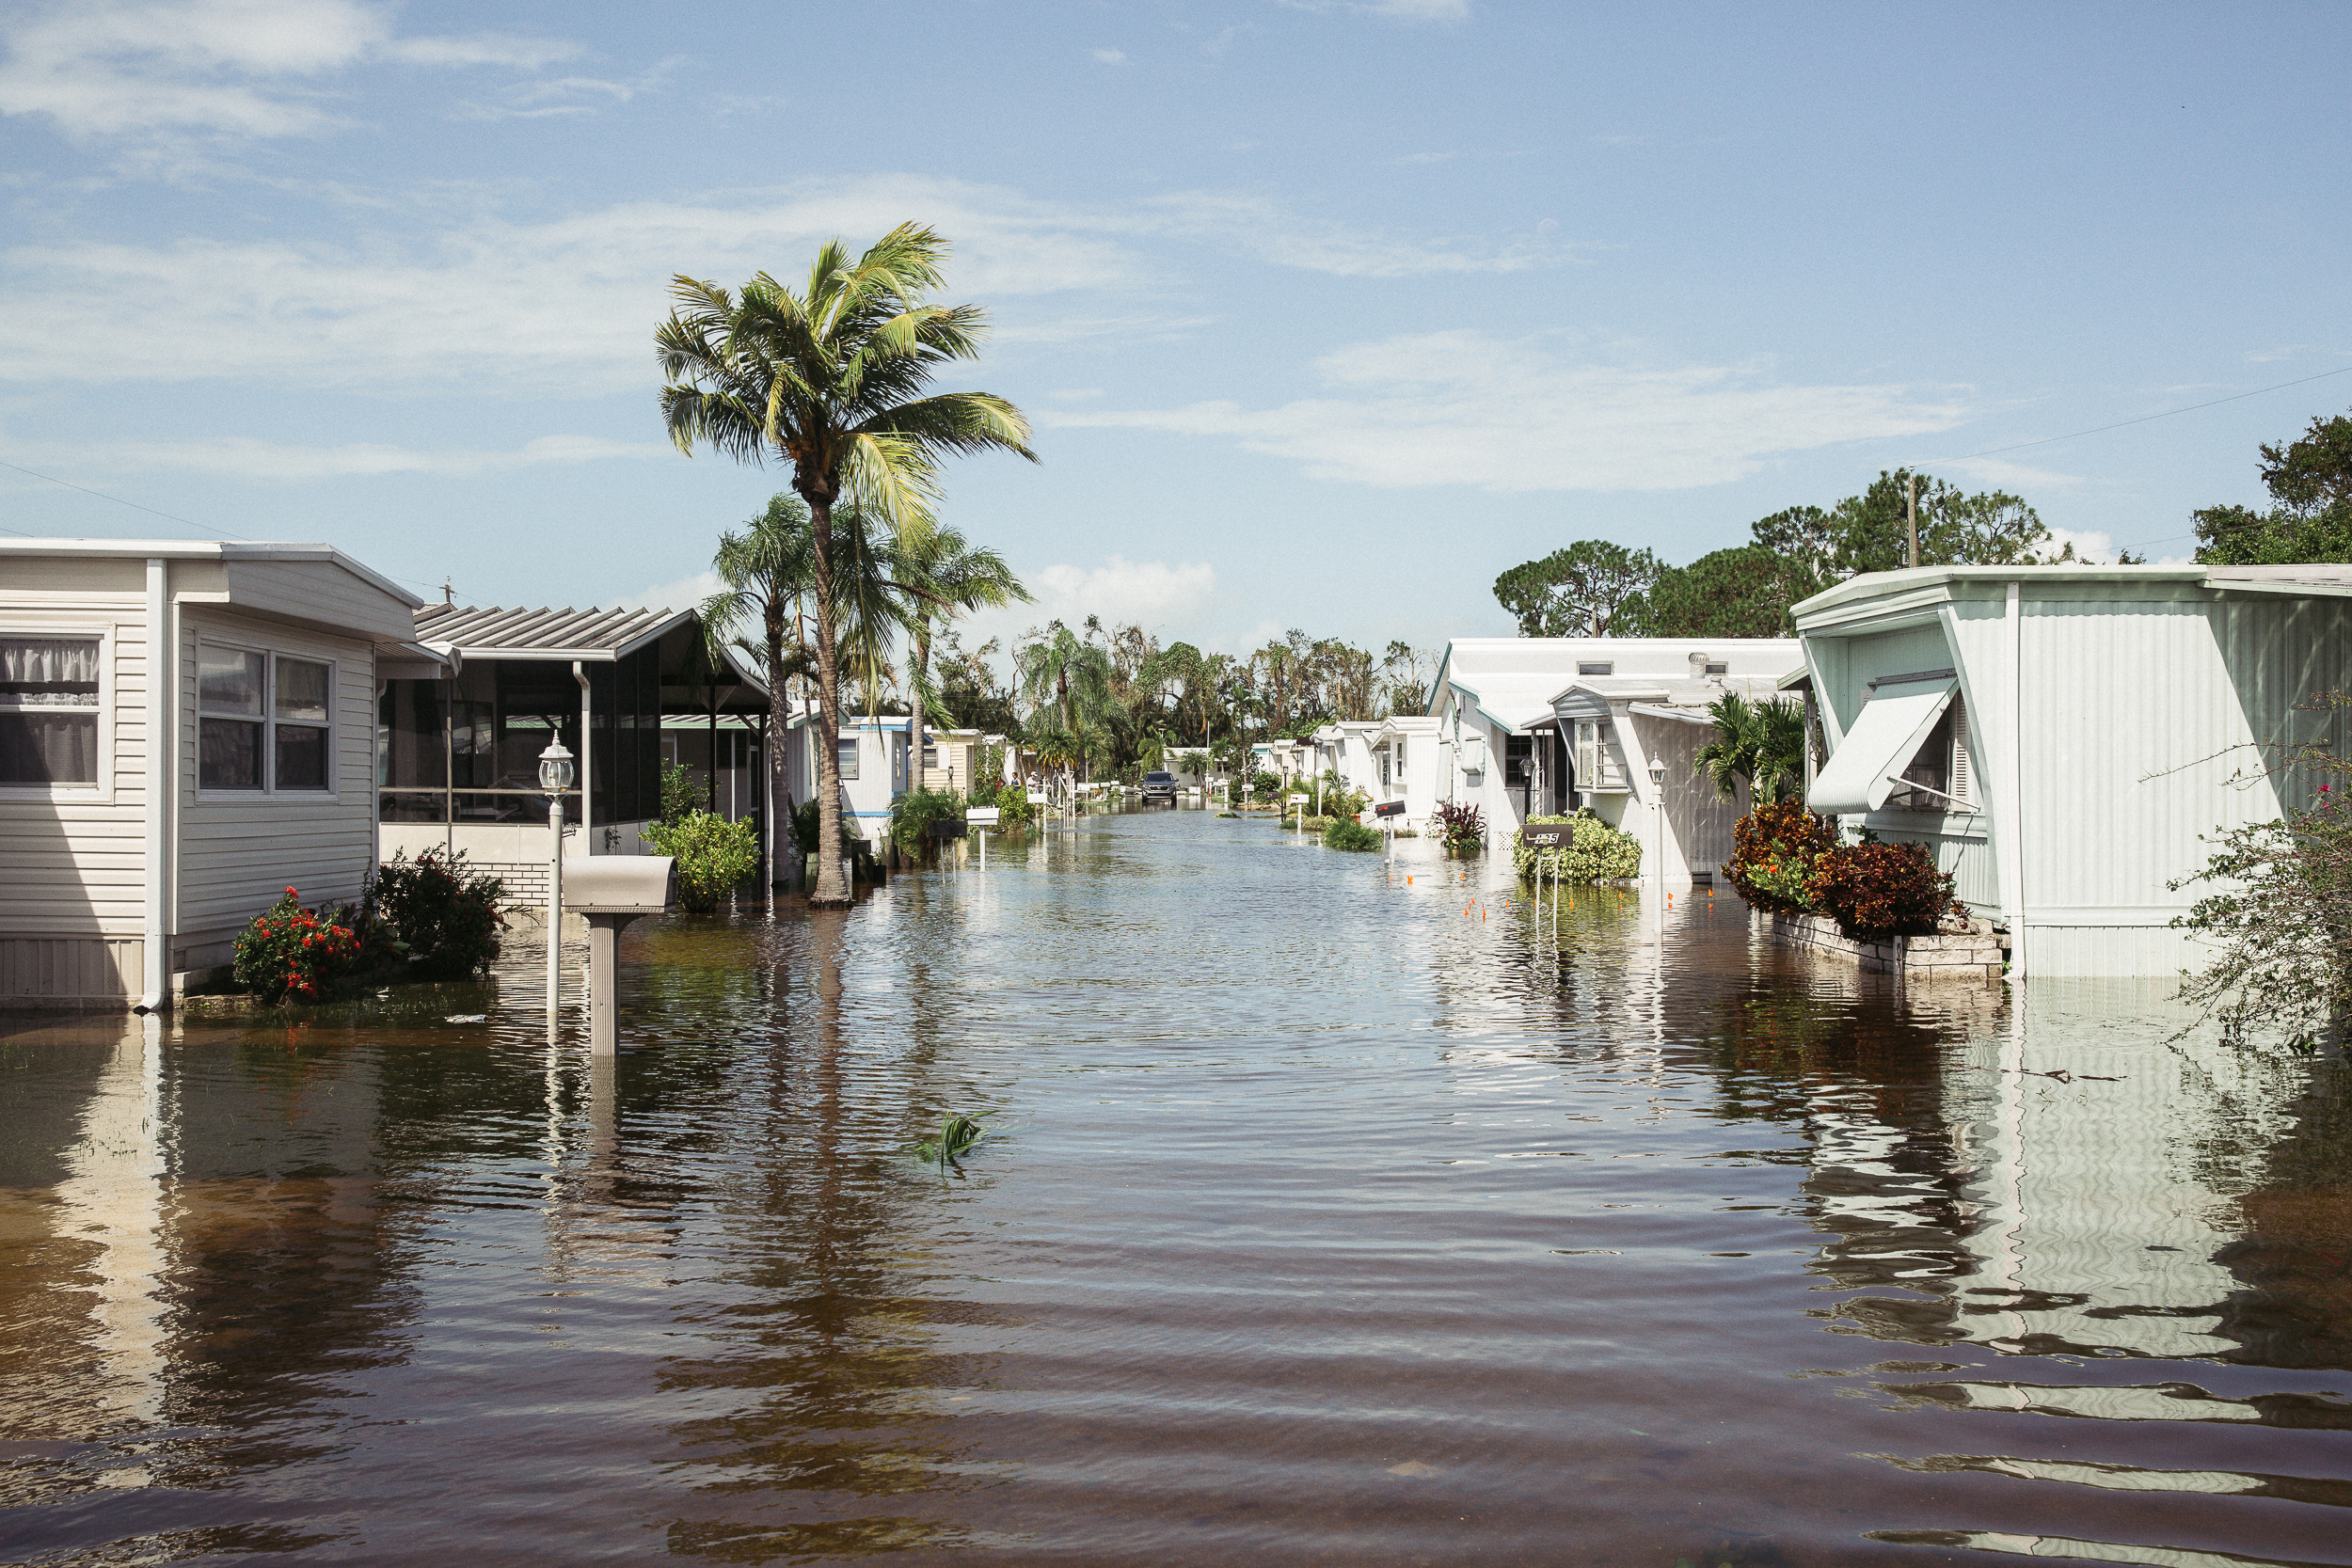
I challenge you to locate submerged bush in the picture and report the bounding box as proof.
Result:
[1433,800,1485,854]
[889,787,970,860]
[373,849,508,977]
[1806,839,1957,939]
[642,761,758,912]
[1324,817,1382,851]
[2171,692,2352,1051]
[1724,797,1840,915]
[232,886,361,1003]
[1513,812,1641,883]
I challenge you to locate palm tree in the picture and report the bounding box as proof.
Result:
[700,495,818,896]
[1014,621,1112,800]
[658,224,1036,907]
[893,524,1028,797]
[1696,693,1808,805]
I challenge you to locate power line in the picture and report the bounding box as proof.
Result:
[0,455,250,540]
[1953,363,2352,461]
[0,454,457,597]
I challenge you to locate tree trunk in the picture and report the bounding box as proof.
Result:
[807,492,852,908]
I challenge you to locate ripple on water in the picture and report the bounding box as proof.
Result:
[1,810,2348,1566]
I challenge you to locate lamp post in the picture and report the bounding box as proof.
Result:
[1646,754,1666,932]
[539,740,575,1022]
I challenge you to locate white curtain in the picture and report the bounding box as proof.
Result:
[0,637,101,702]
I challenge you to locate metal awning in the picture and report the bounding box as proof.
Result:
[1807,676,1957,816]
[1628,702,1717,727]
[412,603,691,661]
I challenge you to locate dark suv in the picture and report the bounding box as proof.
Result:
[1140,770,1179,805]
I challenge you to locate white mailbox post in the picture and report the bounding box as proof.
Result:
[966,804,1000,868]
[562,857,675,1054]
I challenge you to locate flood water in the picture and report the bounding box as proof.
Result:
[5,808,2350,1567]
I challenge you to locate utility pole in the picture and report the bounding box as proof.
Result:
[1906,472,1920,570]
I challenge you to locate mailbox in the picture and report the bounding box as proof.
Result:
[1374,800,1405,818]
[563,856,676,914]
[561,856,674,1054]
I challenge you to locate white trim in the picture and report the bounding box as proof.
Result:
[143,559,168,1011]
[192,634,342,800]
[0,620,116,800]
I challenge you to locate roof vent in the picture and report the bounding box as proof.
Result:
[1688,651,1709,676]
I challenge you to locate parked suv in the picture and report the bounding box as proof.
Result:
[1140,770,1179,805]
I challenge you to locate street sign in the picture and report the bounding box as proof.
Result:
[1288,793,1309,804]
[1374,800,1405,818]
[1521,825,1572,848]
[965,806,1001,826]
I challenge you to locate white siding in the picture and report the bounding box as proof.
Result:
[173,609,380,961]
[0,598,149,940]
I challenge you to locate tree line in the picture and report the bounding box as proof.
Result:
[1495,408,2352,641]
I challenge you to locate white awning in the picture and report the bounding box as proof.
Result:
[1807,677,1956,816]
[1627,702,1717,727]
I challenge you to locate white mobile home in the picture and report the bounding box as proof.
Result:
[785,711,911,850]
[3,539,425,1009]
[1796,563,2352,977]
[1370,716,1443,828]
[1429,638,1802,877]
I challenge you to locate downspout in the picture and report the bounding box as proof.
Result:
[140,558,169,1011]
[574,660,592,854]
[2000,580,2028,981]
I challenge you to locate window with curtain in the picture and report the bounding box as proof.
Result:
[0,636,101,785]
[274,656,331,790]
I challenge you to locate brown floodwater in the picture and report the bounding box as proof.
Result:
[4,807,2349,1567]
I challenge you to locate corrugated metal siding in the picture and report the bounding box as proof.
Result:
[1645,719,1743,879]
[174,611,379,942]
[0,601,150,939]
[1830,624,1950,732]
[0,937,139,1002]
[2016,594,2352,917]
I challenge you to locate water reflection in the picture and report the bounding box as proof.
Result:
[0,814,2346,1566]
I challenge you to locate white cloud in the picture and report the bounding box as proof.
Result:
[1933,454,2086,491]
[0,177,1550,391]
[1092,48,1126,64]
[1043,331,1971,493]
[9,431,664,481]
[1393,150,1455,166]
[0,0,578,140]
[612,569,721,614]
[2041,524,2120,562]
[1281,0,1471,20]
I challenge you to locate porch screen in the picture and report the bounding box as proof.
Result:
[1806,676,1957,816]
[0,636,101,784]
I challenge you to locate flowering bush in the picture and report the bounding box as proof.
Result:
[232,887,361,1003]
[1514,812,1641,883]
[1805,840,1958,939]
[372,849,507,978]
[1433,800,1486,855]
[1724,797,1840,915]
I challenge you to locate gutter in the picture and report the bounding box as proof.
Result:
[140,558,170,1011]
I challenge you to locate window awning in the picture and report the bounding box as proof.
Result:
[1807,676,1956,816]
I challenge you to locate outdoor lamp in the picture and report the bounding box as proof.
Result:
[1646,757,1665,789]
[538,741,576,794]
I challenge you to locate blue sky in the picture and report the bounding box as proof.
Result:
[4,1,2348,657]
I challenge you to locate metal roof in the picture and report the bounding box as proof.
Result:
[412,603,691,660]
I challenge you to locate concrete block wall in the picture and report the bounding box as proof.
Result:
[1764,911,2004,981]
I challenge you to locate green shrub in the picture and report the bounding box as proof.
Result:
[1324,817,1382,851]
[1513,811,1642,882]
[1248,768,1281,800]
[640,761,758,912]
[232,886,362,1003]
[1724,797,1839,915]
[373,849,508,977]
[889,787,971,860]
[792,798,867,856]
[976,778,1036,828]
[1807,839,1957,938]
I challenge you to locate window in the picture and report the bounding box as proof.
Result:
[1704,661,1728,676]
[837,736,860,780]
[199,646,264,789]
[1889,696,1972,812]
[275,657,331,790]
[922,744,939,769]
[1579,661,1613,676]
[1504,734,1534,788]
[199,645,333,793]
[1,636,101,785]
[1396,738,1406,771]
